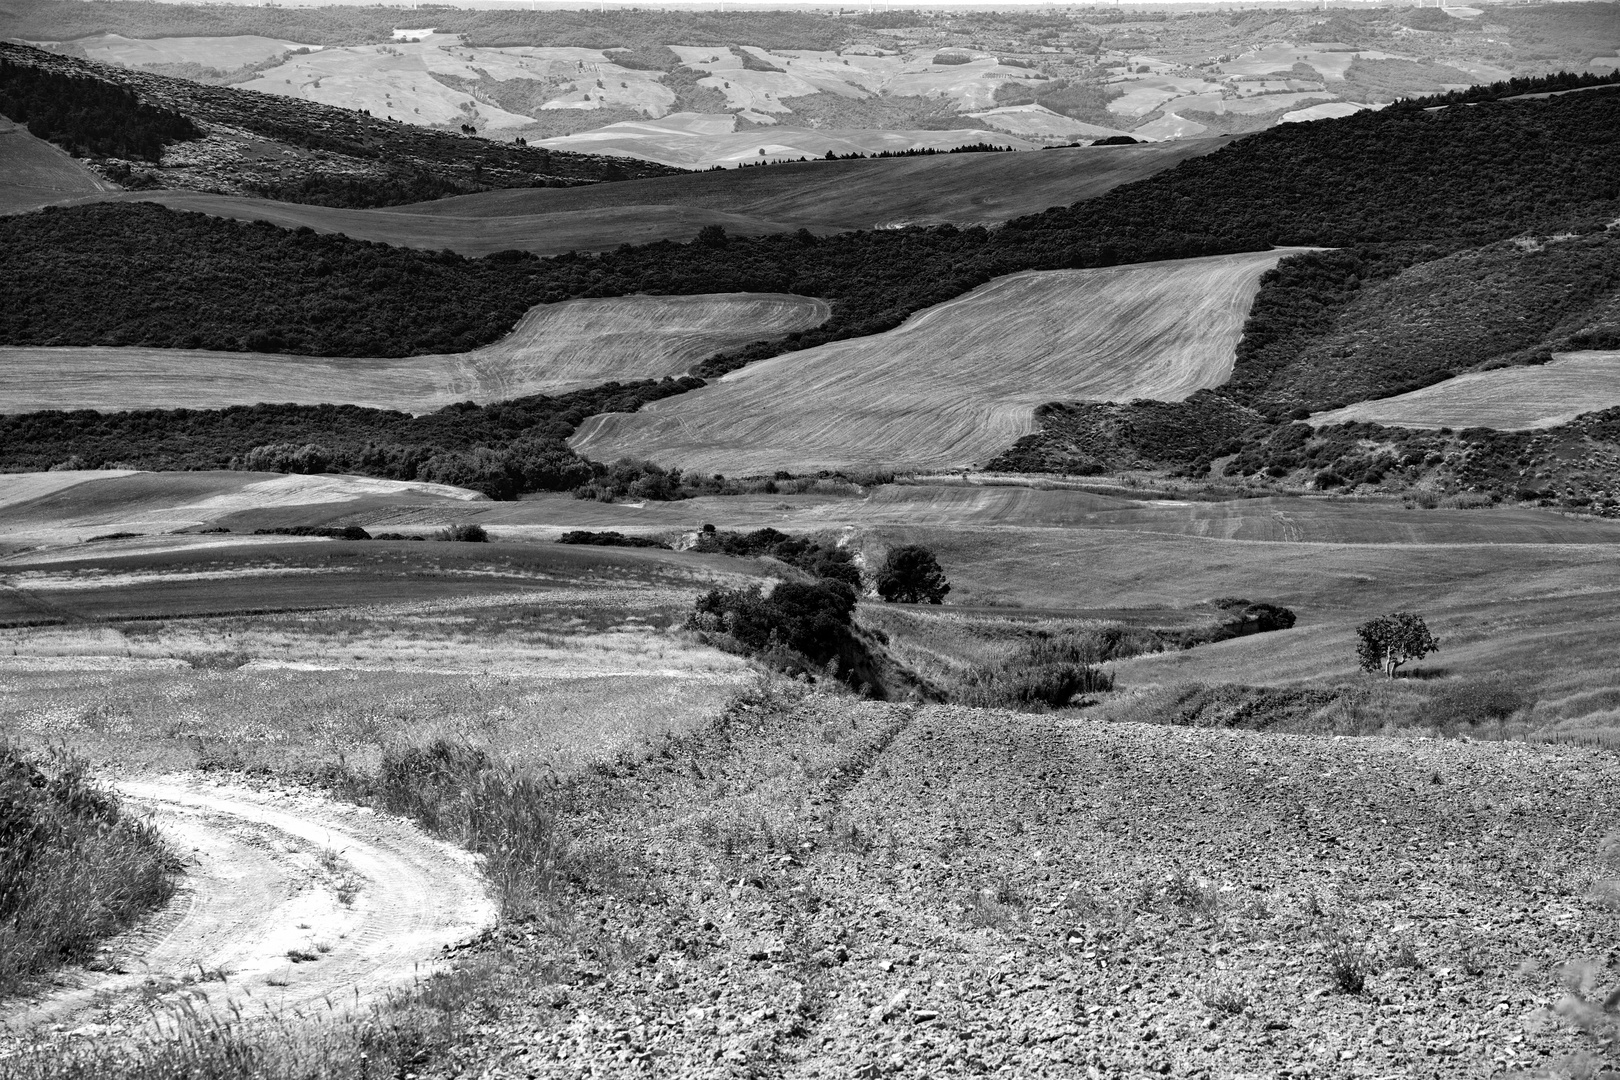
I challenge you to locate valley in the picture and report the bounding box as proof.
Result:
[5,3,1620,1078]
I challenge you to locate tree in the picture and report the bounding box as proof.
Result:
[1355,611,1438,678]
[874,545,950,605]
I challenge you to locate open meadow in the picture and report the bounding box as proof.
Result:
[572,250,1305,475]
[0,292,826,414]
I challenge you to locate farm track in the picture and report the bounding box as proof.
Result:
[0,293,828,415]
[0,776,494,1037]
[571,250,1309,475]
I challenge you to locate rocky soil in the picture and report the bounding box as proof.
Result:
[431,682,1620,1078]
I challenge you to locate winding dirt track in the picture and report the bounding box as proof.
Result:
[2,777,495,1034]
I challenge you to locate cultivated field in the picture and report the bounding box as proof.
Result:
[1310,350,1620,430]
[571,250,1307,475]
[0,292,827,414]
[0,470,481,549]
[0,118,115,215]
[535,114,1044,168]
[71,139,1221,253]
[70,32,308,70]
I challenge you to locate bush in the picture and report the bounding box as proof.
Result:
[0,745,178,998]
[690,580,857,666]
[874,545,950,604]
[556,530,669,549]
[693,528,861,587]
[434,523,488,543]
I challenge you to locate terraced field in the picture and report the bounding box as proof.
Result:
[571,250,1307,475]
[72,140,1221,253]
[0,118,114,215]
[0,293,827,414]
[1310,350,1620,430]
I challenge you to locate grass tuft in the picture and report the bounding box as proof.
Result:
[0,743,179,1000]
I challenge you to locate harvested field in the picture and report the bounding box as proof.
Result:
[571,250,1308,475]
[0,470,481,549]
[74,140,1222,253]
[1310,350,1620,430]
[0,293,827,414]
[0,118,115,215]
[68,33,312,71]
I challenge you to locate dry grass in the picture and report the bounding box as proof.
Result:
[1311,350,1620,431]
[0,118,113,216]
[0,744,177,1000]
[571,250,1308,475]
[0,292,828,414]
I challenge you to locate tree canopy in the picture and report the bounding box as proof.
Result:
[1355,612,1439,678]
[875,545,950,605]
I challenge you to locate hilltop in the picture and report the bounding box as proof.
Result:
[0,41,680,207]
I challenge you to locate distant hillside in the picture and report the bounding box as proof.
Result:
[0,2,850,51]
[0,42,680,207]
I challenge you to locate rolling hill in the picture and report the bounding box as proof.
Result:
[0,116,113,214]
[570,250,1301,475]
[36,138,1220,256]
[0,293,828,414]
[1309,350,1620,431]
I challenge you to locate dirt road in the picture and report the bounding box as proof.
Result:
[2,776,495,1034]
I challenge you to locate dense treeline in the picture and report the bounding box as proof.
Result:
[0,379,698,499]
[0,206,543,356]
[8,89,1619,369]
[0,57,200,160]
[1396,68,1620,109]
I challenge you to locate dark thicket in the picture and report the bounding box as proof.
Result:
[0,57,201,160]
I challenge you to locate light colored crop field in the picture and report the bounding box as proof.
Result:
[68,33,311,69]
[0,470,481,548]
[90,139,1220,252]
[571,250,1309,476]
[0,118,115,215]
[0,292,827,415]
[1310,350,1620,430]
[536,114,1042,168]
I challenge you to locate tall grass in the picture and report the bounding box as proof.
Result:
[0,744,178,999]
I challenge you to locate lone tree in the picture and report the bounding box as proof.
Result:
[1355,611,1439,678]
[874,545,950,605]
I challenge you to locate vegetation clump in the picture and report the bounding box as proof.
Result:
[1356,611,1440,679]
[0,745,178,999]
[874,545,950,605]
[556,530,670,549]
[0,57,202,160]
[692,527,861,587]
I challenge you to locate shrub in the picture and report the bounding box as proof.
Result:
[434,523,488,543]
[556,530,669,549]
[0,745,178,998]
[874,545,950,605]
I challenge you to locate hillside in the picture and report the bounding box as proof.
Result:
[51,138,1218,257]
[570,251,1299,474]
[1309,350,1620,431]
[0,116,113,214]
[0,293,828,415]
[1231,231,1620,414]
[7,88,1618,374]
[0,42,679,208]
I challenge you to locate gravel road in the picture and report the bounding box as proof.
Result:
[1,776,495,1037]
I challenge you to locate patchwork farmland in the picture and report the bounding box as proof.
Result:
[572,250,1307,474]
